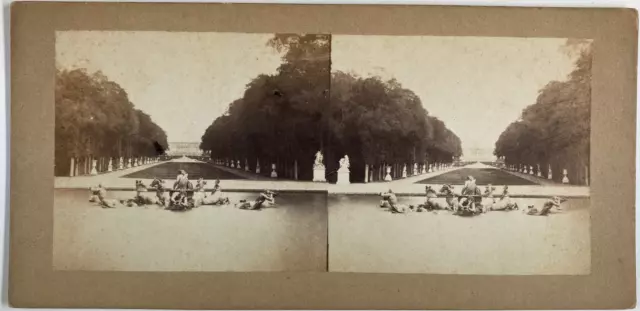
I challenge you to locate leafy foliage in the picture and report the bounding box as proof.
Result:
[55,69,168,176]
[494,41,592,184]
[201,34,462,182]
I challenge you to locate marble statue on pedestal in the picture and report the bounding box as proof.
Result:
[312,150,326,182]
[336,155,350,185]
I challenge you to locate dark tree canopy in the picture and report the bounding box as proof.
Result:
[494,40,592,184]
[328,71,462,178]
[55,68,168,175]
[201,34,462,182]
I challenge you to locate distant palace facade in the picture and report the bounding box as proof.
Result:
[166,142,203,156]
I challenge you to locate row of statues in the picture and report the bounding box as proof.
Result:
[316,151,444,184]
[221,150,445,185]
[506,164,571,184]
[78,156,160,176]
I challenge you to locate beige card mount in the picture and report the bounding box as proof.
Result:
[9,2,637,309]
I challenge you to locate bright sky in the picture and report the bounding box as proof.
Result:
[332,36,579,160]
[56,31,283,142]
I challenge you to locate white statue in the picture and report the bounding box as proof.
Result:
[339,155,350,172]
[336,155,350,185]
[312,151,326,182]
[314,151,325,168]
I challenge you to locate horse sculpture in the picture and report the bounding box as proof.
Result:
[438,184,460,211]
[419,185,449,211]
[150,178,171,207]
[191,178,207,207]
[483,185,497,206]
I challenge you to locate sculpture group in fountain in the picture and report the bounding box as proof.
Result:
[336,154,350,185]
[313,150,326,182]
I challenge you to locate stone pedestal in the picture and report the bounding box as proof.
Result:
[313,166,326,182]
[421,165,426,174]
[236,160,241,168]
[337,168,350,185]
[90,159,98,175]
[231,161,235,168]
[270,164,277,178]
[119,157,124,170]
[562,169,569,184]
[384,166,393,182]
[108,158,113,172]
[413,163,418,176]
[529,166,534,175]
[401,165,407,178]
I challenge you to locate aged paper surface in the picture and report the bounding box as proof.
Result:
[9,2,637,309]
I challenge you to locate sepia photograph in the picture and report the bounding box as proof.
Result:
[53,30,592,275]
[326,35,592,275]
[53,31,330,272]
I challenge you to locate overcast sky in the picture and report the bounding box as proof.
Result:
[332,35,579,160]
[57,32,580,160]
[56,31,283,143]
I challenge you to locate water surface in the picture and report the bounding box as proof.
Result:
[54,189,327,272]
[328,194,590,275]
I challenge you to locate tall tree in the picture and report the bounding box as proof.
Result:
[494,40,592,184]
[55,69,168,176]
[201,34,462,182]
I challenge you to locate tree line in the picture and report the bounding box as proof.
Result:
[55,69,169,176]
[494,40,592,184]
[200,34,462,182]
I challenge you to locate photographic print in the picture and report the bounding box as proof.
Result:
[12,2,638,309]
[326,36,592,275]
[53,31,330,272]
